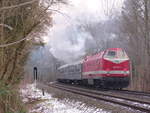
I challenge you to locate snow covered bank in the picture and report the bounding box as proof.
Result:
[20,83,109,113]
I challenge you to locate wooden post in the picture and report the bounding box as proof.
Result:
[42,88,45,96]
[33,67,38,88]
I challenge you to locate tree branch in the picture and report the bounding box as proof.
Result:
[0,24,13,30]
[0,0,39,11]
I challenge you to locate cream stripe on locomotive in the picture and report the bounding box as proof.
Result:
[82,70,130,75]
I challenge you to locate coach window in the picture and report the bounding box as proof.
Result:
[76,67,80,72]
[64,68,67,73]
[70,66,74,73]
[61,69,64,73]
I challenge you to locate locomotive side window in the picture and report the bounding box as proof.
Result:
[117,50,128,59]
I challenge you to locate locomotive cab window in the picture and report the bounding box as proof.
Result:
[104,51,116,59]
[104,50,128,59]
[117,50,128,59]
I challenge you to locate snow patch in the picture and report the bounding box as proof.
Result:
[20,83,109,113]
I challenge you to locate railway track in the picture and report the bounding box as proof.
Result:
[58,82,150,98]
[112,89,150,97]
[49,83,150,112]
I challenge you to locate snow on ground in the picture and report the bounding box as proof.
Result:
[20,83,110,113]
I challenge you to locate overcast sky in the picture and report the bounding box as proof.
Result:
[69,0,124,19]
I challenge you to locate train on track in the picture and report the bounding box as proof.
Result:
[57,48,131,89]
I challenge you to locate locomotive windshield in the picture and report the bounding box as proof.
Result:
[104,50,128,59]
[117,50,128,59]
[108,51,116,57]
[104,51,116,58]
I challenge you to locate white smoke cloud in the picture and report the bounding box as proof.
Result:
[46,22,93,62]
[43,0,124,63]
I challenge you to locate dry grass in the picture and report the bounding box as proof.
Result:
[0,83,26,113]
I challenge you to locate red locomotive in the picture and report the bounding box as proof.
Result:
[58,48,131,89]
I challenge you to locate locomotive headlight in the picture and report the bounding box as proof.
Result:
[123,68,129,74]
[124,71,129,74]
[124,71,127,74]
[126,71,129,74]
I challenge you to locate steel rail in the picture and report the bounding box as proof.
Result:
[58,82,150,97]
[56,83,150,105]
[112,89,150,97]
[50,83,150,112]
[55,84,150,105]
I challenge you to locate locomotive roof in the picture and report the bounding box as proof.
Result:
[85,51,104,60]
[58,48,123,69]
[107,48,122,51]
[58,60,83,70]
[84,48,123,61]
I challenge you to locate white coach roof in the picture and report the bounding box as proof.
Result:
[58,60,83,70]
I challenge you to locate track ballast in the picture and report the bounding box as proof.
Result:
[49,83,150,112]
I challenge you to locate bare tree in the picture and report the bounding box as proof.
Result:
[120,0,150,91]
[0,0,65,112]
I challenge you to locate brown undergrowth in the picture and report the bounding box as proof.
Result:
[0,83,26,113]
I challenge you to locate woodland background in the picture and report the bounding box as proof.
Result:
[0,0,64,112]
[0,0,150,112]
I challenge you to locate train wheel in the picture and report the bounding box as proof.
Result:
[82,79,88,86]
[77,80,82,85]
